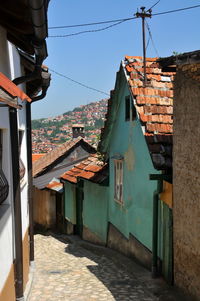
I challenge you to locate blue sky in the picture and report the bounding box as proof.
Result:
[32,1,200,119]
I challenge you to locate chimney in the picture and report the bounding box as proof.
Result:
[72,124,85,139]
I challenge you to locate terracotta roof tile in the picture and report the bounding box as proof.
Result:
[61,154,107,184]
[99,55,174,171]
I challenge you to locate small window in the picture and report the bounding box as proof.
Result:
[125,96,130,121]
[125,96,136,121]
[0,130,9,204]
[114,160,123,203]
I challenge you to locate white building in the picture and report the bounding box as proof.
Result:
[0,2,50,300]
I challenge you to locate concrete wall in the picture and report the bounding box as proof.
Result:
[82,181,108,244]
[173,67,200,300]
[108,79,159,256]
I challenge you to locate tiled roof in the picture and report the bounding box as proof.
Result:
[99,56,175,171]
[33,137,95,177]
[45,178,63,193]
[32,153,45,162]
[61,154,108,184]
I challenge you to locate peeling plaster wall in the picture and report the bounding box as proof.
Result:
[108,79,159,253]
[173,69,200,300]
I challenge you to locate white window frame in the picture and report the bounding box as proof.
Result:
[114,159,123,204]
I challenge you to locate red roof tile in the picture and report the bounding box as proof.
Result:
[61,154,107,184]
[99,56,174,171]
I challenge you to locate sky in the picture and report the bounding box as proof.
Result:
[32,0,200,119]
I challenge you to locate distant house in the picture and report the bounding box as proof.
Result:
[159,50,200,299]
[98,56,173,278]
[33,137,96,230]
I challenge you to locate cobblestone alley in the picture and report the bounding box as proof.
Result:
[28,233,189,301]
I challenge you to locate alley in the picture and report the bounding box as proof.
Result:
[28,233,186,301]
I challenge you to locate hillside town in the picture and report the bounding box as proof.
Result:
[0,2,200,301]
[32,99,108,153]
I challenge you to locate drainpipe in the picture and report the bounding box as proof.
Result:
[26,103,34,263]
[9,107,24,301]
[150,175,163,278]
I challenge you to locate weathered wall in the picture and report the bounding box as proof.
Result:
[173,67,200,300]
[64,182,76,225]
[107,223,152,269]
[83,181,108,244]
[108,79,159,254]
[33,187,56,229]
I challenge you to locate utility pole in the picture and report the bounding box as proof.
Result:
[136,7,152,86]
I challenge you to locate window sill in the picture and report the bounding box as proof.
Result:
[114,198,124,206]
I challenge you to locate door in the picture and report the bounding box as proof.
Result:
[75,182,84,236]
[162,203,173,284]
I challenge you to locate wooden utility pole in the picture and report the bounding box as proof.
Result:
[136,7,152,86]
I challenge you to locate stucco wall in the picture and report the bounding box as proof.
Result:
[108,80,159,252]
[173,69,200,300]
[83,181,108,244]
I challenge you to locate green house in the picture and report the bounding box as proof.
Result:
[62,55,174,282]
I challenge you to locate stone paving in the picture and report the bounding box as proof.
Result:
[28,233,188,301]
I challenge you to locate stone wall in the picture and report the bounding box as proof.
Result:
[173,67,200,300]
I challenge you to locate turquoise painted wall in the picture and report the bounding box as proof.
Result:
[64,181,76,224]
[108,78,160,251]
[83,180,108,243]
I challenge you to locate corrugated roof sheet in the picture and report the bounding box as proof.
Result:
[61,154,108,184]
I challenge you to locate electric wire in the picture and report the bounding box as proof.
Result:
[152,4,200,16]
[48,19,134,38]
[49,17,136,29]
[48,4,200,34]
[145,21,160,57]
[49,68,110,96]
[147,0,161,12]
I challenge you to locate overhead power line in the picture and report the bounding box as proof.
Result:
[49,17,135,29]
[147,0,161,12]
[49,68,110,96]
[152,4,200,16]
[48,4,200,33]
[145,21,159,57]
[49,19,134,38]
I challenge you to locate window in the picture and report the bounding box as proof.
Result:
[125,96,136,121]
[125,96,130,121]
[19,131,25,181]
[0,130,9,204]
[114,160,123,203]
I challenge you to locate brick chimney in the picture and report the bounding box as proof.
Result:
[72,124,85,138]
